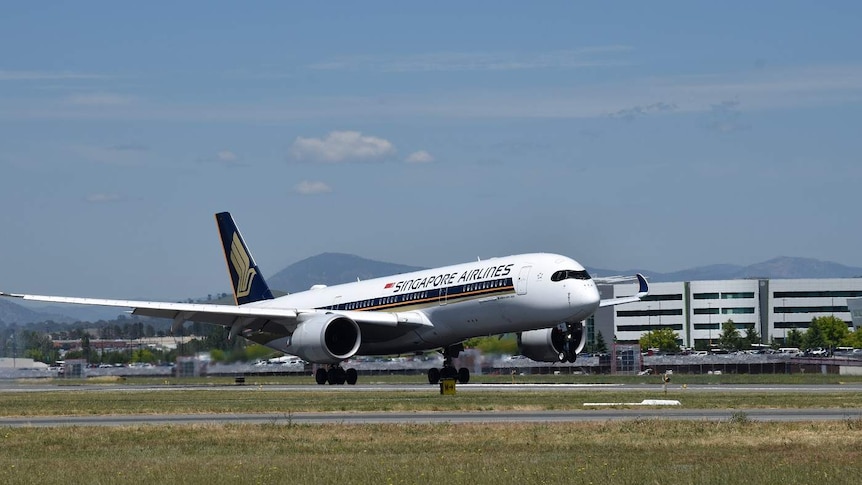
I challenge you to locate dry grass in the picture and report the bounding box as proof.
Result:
[1,421,861,484]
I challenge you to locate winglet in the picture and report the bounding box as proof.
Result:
[215,212,274,305]
[636,273,649,298]
[598,273,650,308]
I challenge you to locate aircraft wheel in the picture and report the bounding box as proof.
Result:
[335,367,347,385]
[428,367,440,385]
[315,368,328,385]
[458,367,470,384]
[441,366,458,380]
[327,368,339,385]
[346,368,358,385]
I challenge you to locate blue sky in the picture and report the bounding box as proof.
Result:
[1,2,861,299]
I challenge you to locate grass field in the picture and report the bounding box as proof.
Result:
[1,420,861,484]
[3,375,862,483]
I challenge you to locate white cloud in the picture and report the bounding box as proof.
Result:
[217,150,239,162]
[85,193,121,203]
[290,131,396,163]
[294,180,332,195]
[308,46,632,72]
[608,102,677,121]
[69,144,146,166]
[65,93,135,106]
[197,149,245,166]
[3,63,861,123]
[405,150,434,164]
[109,144,148,152]
[0,70,109,81]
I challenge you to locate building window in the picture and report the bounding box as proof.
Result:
[693,293,719,300]
[774,290,862,298]
[617,309,684,317]
[693,308,720,315]
[722,307,755,314]
[617,324,684,332]
[774,306,848,314]
[640,294,683,302]
[721,292,754,299]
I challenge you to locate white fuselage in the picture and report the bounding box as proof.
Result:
[247,253,600,355]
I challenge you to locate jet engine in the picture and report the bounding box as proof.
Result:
[517,321,586,363]
[285,314,361,364]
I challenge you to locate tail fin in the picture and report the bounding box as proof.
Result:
[215,212,275,305]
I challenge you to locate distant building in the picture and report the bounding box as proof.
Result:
[849,298,862,330]
[597,278,862,348]
[0,358,50,369]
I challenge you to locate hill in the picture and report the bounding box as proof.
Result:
[4,254,861,325]
[267,252,425,293]
[588,256,862,282]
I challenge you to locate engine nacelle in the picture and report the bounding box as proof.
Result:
[518,321,586,363]
[285,314,361,364]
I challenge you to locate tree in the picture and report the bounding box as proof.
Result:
[20,330,57,364]
[595,331,608,353]
[843,328,862,348]
[639,327,680,353]
[81,333,91,363]
[803,316,849,350]
[742,326,760,350]
[718,320,742,351]
[464,335,518,355]
[131,348,156,364]
[785,328,804,348]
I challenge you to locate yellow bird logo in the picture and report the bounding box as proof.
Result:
[230,232,257,298]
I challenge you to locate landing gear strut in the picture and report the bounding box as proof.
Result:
[315,364,358,385]
[558,322,582,364]
[428,344,470,385]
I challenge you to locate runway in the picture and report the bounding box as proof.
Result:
[2,407,861,427]
[2,381,860,427]
[2,381,862,393]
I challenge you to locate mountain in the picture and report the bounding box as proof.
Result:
[0,299,72,325]
[588,257,862,282]
[5,254,861,325]
[738,257,862,279]
[267,252,425,293]
[270,254,862,291]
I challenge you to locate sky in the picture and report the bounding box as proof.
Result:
[1,1,861,300]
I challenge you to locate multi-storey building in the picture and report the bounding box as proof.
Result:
[596,278,862,348]
[847,297,862,330]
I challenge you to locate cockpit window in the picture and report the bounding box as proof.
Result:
[551,269,591,281]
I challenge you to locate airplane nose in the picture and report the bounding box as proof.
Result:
[588,282,600,308]
[568,281,600,312]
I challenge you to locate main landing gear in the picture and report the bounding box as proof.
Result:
[427,344,470,385]
[315,364,358,385]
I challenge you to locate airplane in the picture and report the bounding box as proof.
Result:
[0,212,648,385]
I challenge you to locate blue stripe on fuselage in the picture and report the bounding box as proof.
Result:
[315,277,515,313]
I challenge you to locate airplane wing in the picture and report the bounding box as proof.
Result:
[0,292,431,340]
[598,273,649,307]
[1,212,435,349]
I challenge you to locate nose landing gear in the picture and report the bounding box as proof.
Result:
[558,322,583,363]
